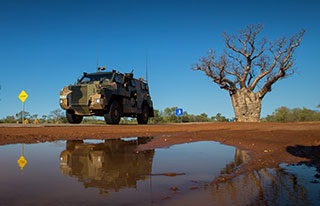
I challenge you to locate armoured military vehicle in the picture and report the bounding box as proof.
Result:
[59,67,154,124]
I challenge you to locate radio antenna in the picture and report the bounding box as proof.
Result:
[96,40,99,70]
[146,48,148,83]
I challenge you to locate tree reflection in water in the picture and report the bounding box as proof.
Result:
[208,149,313,206]
[209,168,313,205]
[59,137,154,195]
[220,149,250,175]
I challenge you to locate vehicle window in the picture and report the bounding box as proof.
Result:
[102,78,110,83]
[101,73,113,80]
[141,83,147,90]
[80,77,91,83]
[131,80,136,87]
[115,74,123,83]
[80,73,113,83]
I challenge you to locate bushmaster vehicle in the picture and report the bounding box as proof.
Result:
[59,67,154,124]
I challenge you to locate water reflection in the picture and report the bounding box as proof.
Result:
[220,149,250,175]
[206,167,314,206]
[1,139,318,205]
[164,148,320,206]
[17,144,28,170]
[208,148,319,205]
[59,137,154,195]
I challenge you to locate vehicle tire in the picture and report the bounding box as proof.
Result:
[104,100,122,124]
[66,110,83,124]
[137,104,149,124]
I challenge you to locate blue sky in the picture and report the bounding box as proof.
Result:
[0,0,319,119]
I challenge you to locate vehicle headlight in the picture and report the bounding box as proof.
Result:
[60,98,67,105]
[96,98,100,104]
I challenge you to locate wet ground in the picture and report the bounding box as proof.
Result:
[1,137,320,205]
[1,122,320,205]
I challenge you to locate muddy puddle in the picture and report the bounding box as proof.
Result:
[0,137,319,205]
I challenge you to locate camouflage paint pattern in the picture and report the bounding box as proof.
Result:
[59,70,154,117]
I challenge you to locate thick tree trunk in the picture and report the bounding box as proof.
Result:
[230,88,261,122]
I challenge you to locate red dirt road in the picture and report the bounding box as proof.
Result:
[1,122,320,180]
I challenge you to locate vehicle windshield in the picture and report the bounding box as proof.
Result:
[79,73,113,84]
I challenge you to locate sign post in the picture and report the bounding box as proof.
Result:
[22,101,24,123]
[17,144,27,170]
[176,108,183,123]
[18,90,28,123]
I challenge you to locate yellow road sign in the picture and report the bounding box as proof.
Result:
[18,90,28,102]
[17,156,27,170]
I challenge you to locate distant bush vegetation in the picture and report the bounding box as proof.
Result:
[0,109,68,124]
[2,106,318,124]
[262,106,320,122]
[120,107,229,124]
[0,107,230,124]
[150,107,229,123]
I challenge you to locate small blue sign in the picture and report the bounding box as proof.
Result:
[176,108,183,117]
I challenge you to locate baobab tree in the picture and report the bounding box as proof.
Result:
[193,24,305,122]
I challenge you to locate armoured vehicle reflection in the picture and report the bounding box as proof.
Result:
[59,138,154,194]
[59,68,154,124]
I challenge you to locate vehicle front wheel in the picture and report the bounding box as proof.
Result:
[66,110,83,124]
[104,100,122,124]
[137,104,149,124]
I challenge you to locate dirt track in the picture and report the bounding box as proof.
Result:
[1,122,320,180]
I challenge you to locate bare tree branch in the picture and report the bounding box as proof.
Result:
[192,25,305,122]
[254,29,305,96]
[223,33,247,57]
[222,25,267,89]
[193,25,305,99]
[227,53,246,72]
[192,51,237,94]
